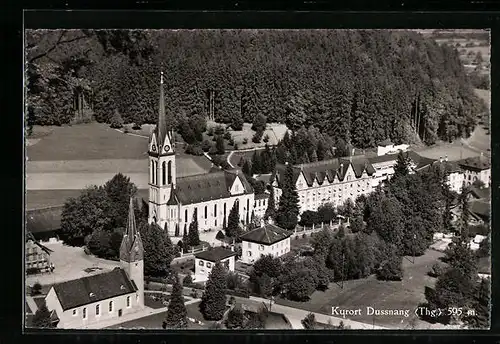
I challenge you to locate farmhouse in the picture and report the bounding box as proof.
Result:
[459,153,491,187]
[148,72,255,236]
[193,246,237,283]
[25,231,53,273]
[239,223,291,264]
[44,198,144,329]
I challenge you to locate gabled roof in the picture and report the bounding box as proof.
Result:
[25,206,62,234]
[458,155,491,171]
[194,247,237,262]
[469,187,490,201]
[240,223,291,245]
[51,268,137,311]
[274,157,375,188]
[26,231,53,254]
[172,169,253,205]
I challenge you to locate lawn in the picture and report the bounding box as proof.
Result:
[26,189,149,210]
[105,309,206,329]
[27,123,149,161]
[275,249,444,328]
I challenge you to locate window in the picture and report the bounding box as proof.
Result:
[235,184,239,192]
[254,201,256,207]
[199,260,204,266]
[73,309,77,316]
[185,209,188,222]
[214,204,217,216]
[215,219,217,227]
[247,242,252,248]
[224,203,227,215]
[109,301,113,313]
[204,206,208,219]
[162,161,166,185]
[168,161,172,184]
[259,245,265,251]
[247,251,252,256]
[206,262,212,268]
[151,161,154,183]
[96,304,100,316]
[127,296,131,308]
[83,307,87,319]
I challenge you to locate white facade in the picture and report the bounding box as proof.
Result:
[377,143,409,157]
[194,255,235,283]
[253,195,269,219]
[241,237,291,264]
[447,170,465,194]
[370,159,397,187]
[45,288,141,329]
[463,168,491,188]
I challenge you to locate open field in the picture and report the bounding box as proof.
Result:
[27,123,149,161]
[276,249,444,328]
[25,242,121,287]
[225,122,287,150]
[26,189,149,210]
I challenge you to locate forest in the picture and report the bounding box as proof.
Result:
[26,29,485,149]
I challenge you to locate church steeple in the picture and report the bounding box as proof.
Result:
[154,71,173,151]
[120,198,143,263]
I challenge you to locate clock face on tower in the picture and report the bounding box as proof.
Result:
[164,145,170,152]
[151,144,157,152]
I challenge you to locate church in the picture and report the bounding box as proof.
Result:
[147,72,255,236]
[44,198,144,329]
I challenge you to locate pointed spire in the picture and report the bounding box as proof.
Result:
[157,71,167,147]
[126,197,137,239]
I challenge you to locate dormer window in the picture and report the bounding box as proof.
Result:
[89,292,95,298]
[120,285,126,290]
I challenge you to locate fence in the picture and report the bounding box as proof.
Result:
[293,220,342,237]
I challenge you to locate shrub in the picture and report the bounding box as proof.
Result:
[302,233,307,239]
[295,235,299,240]
[428,262,447,278]
[202,140,212,152]
[207,127,214,136]
[242,138,248,144]
[214,125,225,136]
[234,143,239,150]
[31,282,42,296]
[109,110,124,129]
[132,123,142,130]
[185,144,204,156]
[252,131,263,143]
[183,274,193,286]
[224,131,232,140]
[228,138,235,146]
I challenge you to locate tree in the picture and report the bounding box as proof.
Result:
[276,164,300,230]
[200,261,228,320]
[393,151,411,180]
[302,313,317,329]
[215,135,225,155]
[164,273,188,329]
[140,222,174,277]
[188,218,200,246]
[226,305,245,329]
[59,186,113,246]
[104,173,138,228]
[183,274,193,286]
[376,243,403,281]
[464,278,490,329]
[264,187,276,221]
[242,159,252,177]
[32,302,55,328]
[226,202,240,238]
[251,151,262,175]
[110,109,124,129]
[317,203,336,223]
[252,114,267,133]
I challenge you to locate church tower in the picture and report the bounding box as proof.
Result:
[148,71,176,233]
[120,198,144,309]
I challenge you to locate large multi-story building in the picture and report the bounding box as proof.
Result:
[458,154,491,188]
[147,72,255,236]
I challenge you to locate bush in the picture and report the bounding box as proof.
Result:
[207,127,214,136]
[234,143,239,150]
[183,274,193,286]
[185,144,204,156]
[202,140,212,152]
[123,127,130,134]
[295,235,299,240]
[252,131,263,143]
[214,125,225,136]
[228,138,235,146]
[242,138,248,144]
[31,282,42,296]
[109,110,124,129]
[224,131,232,140]
[428,262,447,278]
[132,123,142,130]
[302,233,307,239]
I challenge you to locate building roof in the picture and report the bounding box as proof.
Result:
[119,198,143,263]
[468,200,490,221]
[378,139,394,147]
[469,186,490,200]
[274,156,376,188]
[254,193,269,200]
[240,223,291,245]
[25,231,53,254]
[458,155,491,171]
[254,173,273,184]
[171,169,253,205]
[51,268,138,311]
[25,206,62,234]
[152,72,174,151]
[194,247,237,262]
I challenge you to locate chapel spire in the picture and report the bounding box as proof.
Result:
[120,197,143,262]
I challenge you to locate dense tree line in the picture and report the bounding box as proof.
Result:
[27,30,484,148]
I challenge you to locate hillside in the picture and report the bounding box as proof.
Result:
[26,29,484,149]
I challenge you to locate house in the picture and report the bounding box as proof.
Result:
[194,246,237,283]
[253,193,269,219]
[147,72,255,236]
[376,139,409,157]
[44,198,144,329]
[458,154,491,187]
[239,223,291,264]
[427,157,465,194]
[25,231,53,273]
[25,206,62,243]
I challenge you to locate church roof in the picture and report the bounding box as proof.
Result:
[194,247,237,262]
[119,198,143,263]
[171,169,253,205]
[50,268,137,311]
[240,223,291,245]
[458,155,491,171]
[154,72,173,149]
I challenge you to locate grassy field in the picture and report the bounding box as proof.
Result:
[276,249,444,328]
